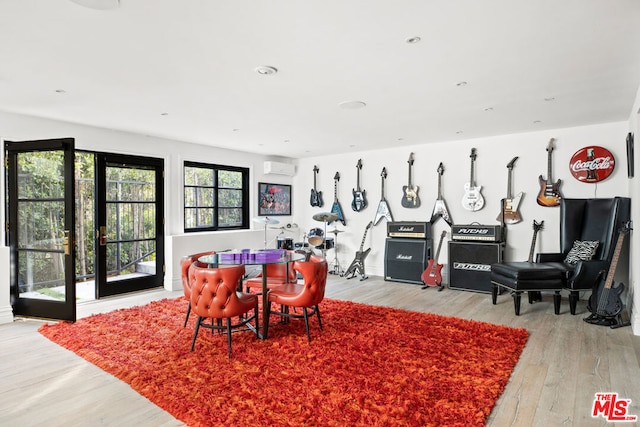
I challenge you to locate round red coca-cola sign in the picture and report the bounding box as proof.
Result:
[569,146,615,182]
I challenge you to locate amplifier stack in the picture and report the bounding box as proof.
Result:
[449,224,503,293]
[384,222,432,285]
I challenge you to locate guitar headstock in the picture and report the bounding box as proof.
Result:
[470,148,477,160]
[437,162,445,175]
[533,219,544,232]
[506,156,519,169]
[440,230,447,239]
[620,220,633,234]
[381,167,387,178]
[546,138,556,152]
[356,159,363,170]
[334,172,340,181]
[313,165,319,173]
[366,221,373,229]
[407,152,415,165]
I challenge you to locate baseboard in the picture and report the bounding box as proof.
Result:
[0,305,14,324]
[630,307,640,336]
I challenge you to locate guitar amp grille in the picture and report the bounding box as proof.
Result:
[384,238,432,284]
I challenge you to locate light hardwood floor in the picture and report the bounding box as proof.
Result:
[1,275,639,427]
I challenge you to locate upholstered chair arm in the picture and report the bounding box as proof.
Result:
[535,252,564,263]
[567,259,608,289]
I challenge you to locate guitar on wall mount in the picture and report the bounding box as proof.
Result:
[344,221,373,281]
[461,148,484,211]
[497,156,523,224]
[330,172,346,226]
[430,162,453,226]
[310,165,323,207]
[537,138,563,207]
[351,159,367,212]
[585,222,632,327]
[373,167,393,225]
[421,230,447,291]
[401,152,420,208]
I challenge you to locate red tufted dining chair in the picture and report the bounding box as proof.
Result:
[189,263,259,357]
[244,253,299,294]
[264,255,328,341]
[180,251,215,327]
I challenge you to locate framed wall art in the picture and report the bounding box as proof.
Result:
[258,182,292,216]
[627,132,634,178]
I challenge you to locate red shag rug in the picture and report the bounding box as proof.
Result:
[39,298,528,427]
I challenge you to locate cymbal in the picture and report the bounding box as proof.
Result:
[312,212,338,222]
[329,229,344,234]
[253,216,279,225]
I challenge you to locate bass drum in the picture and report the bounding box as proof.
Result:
[315,237,334,250]
[308,228,324,246]
[277,237,294,250]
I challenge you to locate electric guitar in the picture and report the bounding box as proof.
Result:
[586,222,631,321]
[528,220,544,262]
[401,153,420,208]
[497,156,523,224]
[430,162,453,226]
[330,172,346,226]
[344,221,373,280]
[537,138,563,207]
[351,159,367,212]
[421,230,446,291]
[310,165,323,207]
[373,167,393,225]
[461,148,484,211]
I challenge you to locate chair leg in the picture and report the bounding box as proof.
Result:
[183,301,191,327]
[226,318,233,358]
[513,292,522,315]
[492,284,498,305]
[302,307,311,342]
[190,316,203,352]
[569,291,579,315]
[254,303,260,339]
[315,306,322,331]
[553,291,561,315]
[264,301,271,340]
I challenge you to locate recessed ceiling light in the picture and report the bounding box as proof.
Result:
[544,97,555,102]
[533,120,542,124]
[54,89,66,94]
[160,112,169,116]
[456,131,464,135]
[255,65,278,75]
[397,138,404,141]
[69,0,119,10]
[232,128,240,132]
[405,36,421,44]
[456,81,468,87]
[484,107,493,112]
[339,100,367,110]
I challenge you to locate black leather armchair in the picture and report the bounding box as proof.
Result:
[536,197,630,315]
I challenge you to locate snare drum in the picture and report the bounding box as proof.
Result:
[277,237,293,250]
[308,228,324,246]
[315,237,334,250]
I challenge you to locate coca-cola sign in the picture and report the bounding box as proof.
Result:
[569,146,615,183]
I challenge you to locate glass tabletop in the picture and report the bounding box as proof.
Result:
[198,250,306,267]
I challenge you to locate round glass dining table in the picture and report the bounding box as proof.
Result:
[198,251,306,339]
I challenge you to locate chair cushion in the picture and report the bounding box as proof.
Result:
[491,262,564,281]
[564,240,599,264]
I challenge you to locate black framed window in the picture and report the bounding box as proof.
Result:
[184,161,249,232]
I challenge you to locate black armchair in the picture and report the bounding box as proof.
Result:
[536,197,630,315]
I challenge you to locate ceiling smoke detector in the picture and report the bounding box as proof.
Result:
[255,65,278,76]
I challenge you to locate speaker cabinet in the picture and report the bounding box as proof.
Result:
[384,238,432,284]
[449,242,503,293]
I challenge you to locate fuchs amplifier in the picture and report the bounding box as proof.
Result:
[387,221,431,239]
[451,224,502,242]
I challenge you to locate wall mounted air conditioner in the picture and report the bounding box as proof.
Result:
[264,161,295,176]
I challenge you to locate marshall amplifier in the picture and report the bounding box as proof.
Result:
[384,238,432,284]
[451,224,502,242]
[449,241,503,293]
[387,221,431,239]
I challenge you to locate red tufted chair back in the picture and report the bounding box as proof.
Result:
[189,264,254,320]
[289,257,328,308]
[181,251,215,299]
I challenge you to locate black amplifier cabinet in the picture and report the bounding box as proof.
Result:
[384,238,432,284]
[448,241,503,293]
[387,221,431,239]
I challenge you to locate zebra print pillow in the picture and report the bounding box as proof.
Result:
[564,240,599,264]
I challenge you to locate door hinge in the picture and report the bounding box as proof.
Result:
[4,156,8,169]
[162,264,166,273]
[5,221,9,233]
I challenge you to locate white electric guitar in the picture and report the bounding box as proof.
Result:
[374,167,393,225]
[461,148,484,211]
[430,162,453,226]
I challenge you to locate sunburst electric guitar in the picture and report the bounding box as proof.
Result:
[430,162,453,226]
[461,148,484,211]
[330,172,346,226]
[421,230,446,291]
[497,156,523,224]
[537,138,563,207]
[401,152,420,208]
[373,167,393,225]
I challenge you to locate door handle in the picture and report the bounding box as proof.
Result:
[63,230,71,255]
[99,226,107,246]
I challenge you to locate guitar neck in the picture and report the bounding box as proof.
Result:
[437,174,443,199]
[359,223,372,251]
[604,230,626,289]
[434,234,445,262]
[528,234,538,263]
[333,181,338,203]
[547,150,553,183]
[506,169,513,199]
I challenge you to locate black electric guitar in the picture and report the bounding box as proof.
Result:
[430,162,453,226]
[373,167,393,225]
[310,165,323,207]
[401,153,420,208]
[461,148,484,211]
[586,222,631,322]
[330,172,346,226]
[351,159,367,212]
[497,156,523,224]
[537,138,563,207]
[344,221,373,280]
[528,220,544,262]
[421,230,446,291]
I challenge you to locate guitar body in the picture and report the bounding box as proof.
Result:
[331,201,346,226]
[537,175,562,207]
[374,199,393,225]
[421,259,443,287]
[351,189,367,212]
[431,199,453,226]
[310,189,323,207]
[461,183,484,211]
[500,192,523,224]
[587,280,624,318]
[401,185,420,208]
[344,248,371,280]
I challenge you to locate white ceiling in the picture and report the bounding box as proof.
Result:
[1,0,640,158]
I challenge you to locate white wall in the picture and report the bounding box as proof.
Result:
[627,84,640,334]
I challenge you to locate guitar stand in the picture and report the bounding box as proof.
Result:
[584,310,631,329]
[421,283,444,292]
